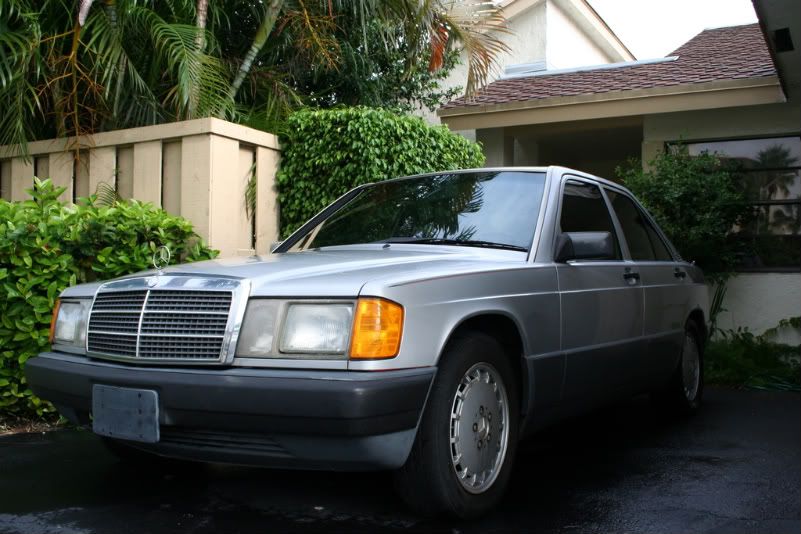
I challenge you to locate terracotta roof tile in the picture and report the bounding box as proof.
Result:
[441,24,776,111]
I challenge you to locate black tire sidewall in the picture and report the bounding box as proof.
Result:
[683,322,704,411]
[420,332,520,518]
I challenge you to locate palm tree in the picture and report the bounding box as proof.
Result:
[0,0,508,152]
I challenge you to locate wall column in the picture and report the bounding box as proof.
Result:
[476,128,514,167]
[10,157,34,201]
[133,141,162,205]
[256,146,281,254]
[49,152,74,202]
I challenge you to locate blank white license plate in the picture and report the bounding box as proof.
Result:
[92,385,160,443]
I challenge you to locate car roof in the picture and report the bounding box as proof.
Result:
[377,166,635,197]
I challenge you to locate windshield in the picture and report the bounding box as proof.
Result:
[288,171,547,252]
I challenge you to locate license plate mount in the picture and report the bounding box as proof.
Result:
[92,384,160,443]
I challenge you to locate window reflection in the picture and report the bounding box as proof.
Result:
[291,171,547,252]
[687,136,801,270]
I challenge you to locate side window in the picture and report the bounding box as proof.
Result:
[606,189,673,261]
[559,180,621,259]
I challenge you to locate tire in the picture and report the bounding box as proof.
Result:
[394,332,520,518]
[653,321,704,415]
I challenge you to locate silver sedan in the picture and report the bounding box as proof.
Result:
[27,166,708,518]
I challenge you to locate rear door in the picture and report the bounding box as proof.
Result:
[604,187,689,384]
[557,178,645,403]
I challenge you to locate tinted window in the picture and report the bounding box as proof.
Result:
[606,189,672,261]
[559,180,621,259]
[292,171,547,251]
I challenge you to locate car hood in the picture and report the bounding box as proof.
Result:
[62,245,526,298]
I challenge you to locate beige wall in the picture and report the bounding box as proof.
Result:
[0,118,281,258]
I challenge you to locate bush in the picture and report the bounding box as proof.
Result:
[617,145,753,278]
[705,323,800,391]
[0,179,217,418]
[276,107,485,236]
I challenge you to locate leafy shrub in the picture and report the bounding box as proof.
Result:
[705,321,800,391]
[0,179,217,418]
[617,145,753,278]
[276,106,485,236]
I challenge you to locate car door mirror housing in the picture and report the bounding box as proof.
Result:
[555,232,615,262]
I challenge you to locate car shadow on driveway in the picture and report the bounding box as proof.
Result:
[0,387,798,534]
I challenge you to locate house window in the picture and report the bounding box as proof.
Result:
[686,136,801,271]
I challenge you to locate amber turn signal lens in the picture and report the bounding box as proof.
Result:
[349,298,403,359]
[48,299,61,344]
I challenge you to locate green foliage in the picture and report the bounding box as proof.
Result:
[705,320,800,391]
[617,145,753,278]
[277,17,462,114]
[276,107,486,236]
[1,0,507,150]
[0,179,217,418]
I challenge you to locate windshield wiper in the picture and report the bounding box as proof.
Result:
[383,237,527,252]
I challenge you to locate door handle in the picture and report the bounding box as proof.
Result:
[674,268,687,279]
[623,270,640,281]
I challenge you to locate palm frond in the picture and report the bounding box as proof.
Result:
[82,8,162,127]
[430,1,510,95]
[94,180,123,206]
[130,7,235,119]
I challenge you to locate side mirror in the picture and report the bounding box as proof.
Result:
[555,232,615,262]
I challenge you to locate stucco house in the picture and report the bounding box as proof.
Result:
[419,0,635,132]
[438,0,800,341]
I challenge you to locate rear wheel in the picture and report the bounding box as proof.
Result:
[654,321,704,415]
[394,332,519,518]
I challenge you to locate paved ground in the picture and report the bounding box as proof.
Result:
[0,387,798,534]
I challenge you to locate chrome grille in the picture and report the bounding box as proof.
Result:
[87,283,235,364]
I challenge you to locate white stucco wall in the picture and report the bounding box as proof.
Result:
[715,274,801,345]
[545,0,611,69]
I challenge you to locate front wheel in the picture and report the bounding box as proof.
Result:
[394,332,519,518]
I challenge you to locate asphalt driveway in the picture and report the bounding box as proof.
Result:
[0,387,798,534]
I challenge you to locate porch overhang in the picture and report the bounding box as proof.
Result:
[438,76,785,130]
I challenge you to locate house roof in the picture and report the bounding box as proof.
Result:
[441,23,776,111]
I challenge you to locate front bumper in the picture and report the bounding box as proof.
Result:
[25,352,435,470]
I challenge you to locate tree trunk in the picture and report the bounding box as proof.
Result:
[227,0,283,103]
[195,0,209,51]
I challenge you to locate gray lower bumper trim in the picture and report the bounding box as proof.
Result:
[26,352,436,470]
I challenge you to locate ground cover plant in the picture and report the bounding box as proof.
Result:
[704,319,801,392]
[0,179,216,418]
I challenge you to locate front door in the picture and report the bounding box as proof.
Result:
[557,179,644,403]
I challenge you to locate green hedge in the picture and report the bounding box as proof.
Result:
[276,107,485,236]
[0,179,217,418]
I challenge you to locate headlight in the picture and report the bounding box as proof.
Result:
[280,304,353,355]
[236,300,281,357]
[49,299,91,348]
[235,298,403,361]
